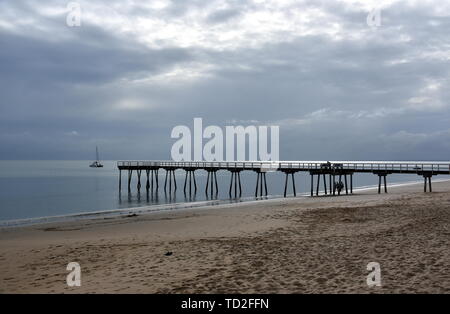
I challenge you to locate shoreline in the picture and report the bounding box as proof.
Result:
[1,180,449,293]
[2,178,450,229]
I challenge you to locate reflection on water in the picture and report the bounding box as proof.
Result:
[0,160,432,222]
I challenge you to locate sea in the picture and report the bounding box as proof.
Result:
[0,160,441,226]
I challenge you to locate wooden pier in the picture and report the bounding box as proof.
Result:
[117,161,450,197]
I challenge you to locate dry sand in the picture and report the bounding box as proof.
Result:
[0,181,449,293]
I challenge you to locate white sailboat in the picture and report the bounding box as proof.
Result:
[89,146,104,168]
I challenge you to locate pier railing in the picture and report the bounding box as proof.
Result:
[117,160,450,196]
[117,160,450,174]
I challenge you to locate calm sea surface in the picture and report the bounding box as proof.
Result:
[0,160,429,224]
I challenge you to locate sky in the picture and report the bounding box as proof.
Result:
[0,0,449,161]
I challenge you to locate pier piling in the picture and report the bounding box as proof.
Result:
[255,172,260,197]
[127,169,133,192]
[283,171,297,197]
[350,173,353,194]
[205,170,219,197]
[344,174,348,195]
[255,171,268,197]
[423,174,432,192]
[163,168,177,193]
[183,169,197,195]
[375,172,389,194]
[229,170,242,198]
[117,161,449,197]
[137,169,142,191]
[229,172,233,197]
[119,169,122,191]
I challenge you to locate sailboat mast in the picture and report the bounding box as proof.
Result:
[96,146,99,162]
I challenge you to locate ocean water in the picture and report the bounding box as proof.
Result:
[0,160,436,224]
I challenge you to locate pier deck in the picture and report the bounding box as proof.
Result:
[117,161,450,197]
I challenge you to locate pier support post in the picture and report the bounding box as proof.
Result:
[229,172,234,197]
[291,173,296,197]
[255,171,268,197]
[146,170,150,191]
[183,169,197,196]
[283,172,296,197]
[210,171,213,196]
[378,175,381,194]
[128,170,132,192]
[344,174,348,195]
[350,173,353,194]
[284,172,288,197]
[329,174,332,195]
[137,169,142,191]
[259,173,263,197]
[148,169,158,191]
[264,173,268,196]
[228,170,242,198]
[332,174,336,196]
[173,170,177,191]
[260,173,264,196]
[238,172,242,197]
[235,172,238,196]
[205,170,218,197]
[151,169,154,191]
[205,171,210,195]
[189,171,193,195]
[164,170,168,191]
[193,171,197,192]
[189,171,192,195]
[311,172,327,196]
[214,171,218,195]
[255,172,260,197]
[376,173,388,194]
[316,173,320,196]
[163,169,176,193]
[119,169,122,191]
[423,174,432,192]
[169,170,172,192]
[338,174,342,196]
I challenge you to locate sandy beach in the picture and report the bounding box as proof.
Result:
[0,181,449,294]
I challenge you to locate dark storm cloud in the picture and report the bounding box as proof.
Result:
[0,28,193,85]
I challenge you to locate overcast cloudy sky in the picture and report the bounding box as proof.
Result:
[1,0,449,160]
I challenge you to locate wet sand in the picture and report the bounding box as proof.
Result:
[0,180,449,293]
